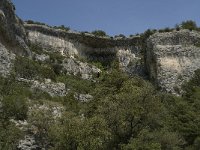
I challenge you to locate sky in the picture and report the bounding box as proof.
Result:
[12,0,200,36]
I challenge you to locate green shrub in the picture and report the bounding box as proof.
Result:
[26,20,34,24]
[195,43,200,47]
[158,27,173,33]
[14,56,56,81]
[0,76,31,97]
[1,95,28,120]
[114,34,126,39]
[91,30,107,37]
[26,20,46,26]
[29,43,44,55]
[181,20,197,31]
[0,121,23,150]
[49,52,65,64]
[56,75,95,93]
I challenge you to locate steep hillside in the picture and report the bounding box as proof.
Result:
[1,0,200,149]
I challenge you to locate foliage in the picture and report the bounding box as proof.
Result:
[0,76,27,149]
[181,20,198,31]
[14,56,56,81]
[195,43,200,47]
[158,27,173,33]
[29,43,44,55]
[49,113,111,150]
[48,52,65,64]
[1,95,28,120]
[0,121,23,150]
[53,25,70,31]
[28,105,55,148]
[1,45,200,149]
[26,20,47,26]
[115,34,126,39]
[56,75,95,93]
[91,30,107,37]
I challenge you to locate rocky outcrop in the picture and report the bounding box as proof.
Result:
[2,0,200,96]
[0,42,15,77]
[0,0,30,56]
[25,24,144,76]
[18,136,38,150]
[62,58,101,80]
[25,24,141,48]
[147,30,200,94]
[117,49,143,75]
[31,79,67,97]
[16,103,64,150]
[18,78,67,97]
[74,93,93,102]
[34,53,50,62]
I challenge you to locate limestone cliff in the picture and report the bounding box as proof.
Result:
[25,24,145,76]
[1,0,200,95]
[147,30,200,94]
[2,1,200,149]
[0,0,32,77]
[0,0,30,56]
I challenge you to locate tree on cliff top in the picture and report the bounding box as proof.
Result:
[91,30,107,37]
[181,20,197,31]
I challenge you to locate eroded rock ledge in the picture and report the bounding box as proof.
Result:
[25,24,141,48]
[25,24,145,76]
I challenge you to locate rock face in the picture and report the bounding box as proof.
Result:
[117,49,143,75]
[62,58,101,80]
[2,0,200,96]
[0,0,30,56]
[18,136,38,150]
[0,0,31,77]
[32,79,67,97]
[27,29,80,57]
[147,30,200,94]
[34,53,50,62]
[74,93,93,102]
[0,43,15,77]
[25,24,144,76]
[21,24,200,94]
[18,78,67,97]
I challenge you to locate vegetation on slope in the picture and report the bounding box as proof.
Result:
[1,19,200,149]
[1,56,200,149]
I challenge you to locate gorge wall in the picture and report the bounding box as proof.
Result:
[0,0,30,56]
[147,30,200,94]
[25,24,145,76]
[1,0,200,94]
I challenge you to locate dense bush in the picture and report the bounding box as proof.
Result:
[181,20,198,31]
[2,95,28,120]
[114,34,126,39]
[49,114,111,150]
[56,75,95,93]
[158,27,173,33]
[14,56,56,81]
[29,43,44,55]
[1,63,200,149]
[26,20,46,26]
[1,27,200,149]
[0,76,28,149]
[91,30,107,37]
[0,121,23,150]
